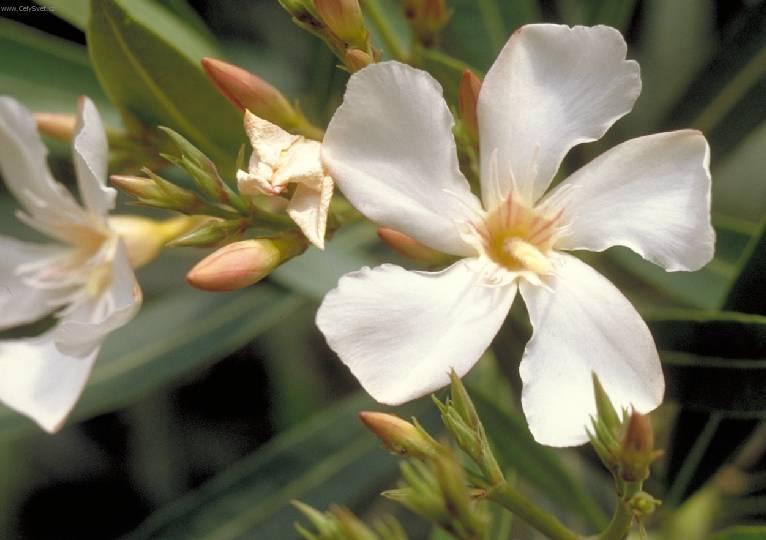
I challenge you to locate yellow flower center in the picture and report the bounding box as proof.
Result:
[479,194,561,274]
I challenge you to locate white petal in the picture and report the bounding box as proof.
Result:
[547,130,714,271]
[0,97,85,229]
[54,240,141,357]
[316,260,516,405]
[287,176,333,249]
[478,24,641,207]
[244,109,300,168]
[322,62,482,257]
[73,96,115,218]
[0,329,99,432]
[274,139,325,189]
[519,253,664,447]
[0,236,64,330]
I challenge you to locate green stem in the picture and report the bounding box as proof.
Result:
[691,45,766,133]
[595,482,641,540]
[487,482,581,540]
[477,0,506,52]
[294,117,325,141]
[361,0,408,61]
[418,46,482,76]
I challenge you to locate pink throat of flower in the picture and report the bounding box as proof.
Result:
[474,193,563,274]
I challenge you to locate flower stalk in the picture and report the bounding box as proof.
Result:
[485,482,581,540]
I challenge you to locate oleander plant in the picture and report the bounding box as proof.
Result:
[0,1,764,538]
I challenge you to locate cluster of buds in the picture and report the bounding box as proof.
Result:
[433,371,504,486]
[294,502,408,540]
[588,374,663,523]
[588,374,663,485]
[384,450,487,540]
[401,0,451,47]
[112,124,310,290]
[111,127,254,249]
[357,374,497,540]
[279,0,377,72]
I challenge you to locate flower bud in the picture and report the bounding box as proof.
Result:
[333,507,378,540]
[629,491,661,518]
[618,410,663,482]
[35,112,76,142]
[186,236,304,290]
[402,0,451,44]
[109,215,199,268]
[458,70,481,142]
[279,0,320,20]
[358,411,439,459]
[201,58,299,129]
[315,0,368,48]
[344,48,374,72]
[170,218,247,249]
[377,228,449,265]
[159,127,249,213]
[111,172,204,214]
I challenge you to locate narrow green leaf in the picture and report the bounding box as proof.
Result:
[0,18,112,118]
[442,0,538,73]
[713,121,766,224]
[87,0,243,166]
[663,3,766,160]
[126,395,436,540]
[0,285,304,440]
[711,526,766,540]
[623,0,713,134]
[587,0,638,30]
[477,0,507,53]
[35,0,90,29]
[650,310,766,415]
[601,248,731,311]
[724,218,766,315]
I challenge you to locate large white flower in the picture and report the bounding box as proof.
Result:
[317,24,714,447]
[0,96,141,432]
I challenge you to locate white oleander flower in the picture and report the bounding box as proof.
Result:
[0,96,142,432]
[317,24,714,447]
[237,110,334,249]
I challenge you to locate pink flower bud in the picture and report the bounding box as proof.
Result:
[201,58,298,128]
[358,411,438,458]
[186,236,305,291]
[35,112,76,142]
[458,69,481,142]
[378,227,449,264]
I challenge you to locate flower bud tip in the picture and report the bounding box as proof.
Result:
[377,227,448,264]
[35,112,77,142]
[344,48,373,72]
[315,0,367,48]
[458,70,481,141]
[201,57,297,127]
[358,411,437,458]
